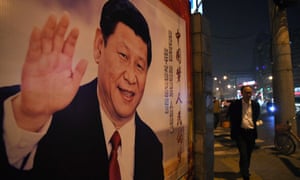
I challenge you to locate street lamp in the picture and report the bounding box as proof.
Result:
[213,75,236,99]
[268,75,273,80]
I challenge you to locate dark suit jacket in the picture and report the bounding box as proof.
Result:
[0,79,164,180]
[227,99,260,140]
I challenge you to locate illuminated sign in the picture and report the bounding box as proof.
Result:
[190,0,203,14]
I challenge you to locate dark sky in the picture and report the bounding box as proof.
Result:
[202,0,300,77]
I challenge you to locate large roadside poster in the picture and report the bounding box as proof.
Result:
[0,0,190,179]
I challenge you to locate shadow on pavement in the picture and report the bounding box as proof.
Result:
[279,157,300,177]
[214,171,242,180]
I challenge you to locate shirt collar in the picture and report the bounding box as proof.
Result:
[242,98,251,105]
[97,87,135,147]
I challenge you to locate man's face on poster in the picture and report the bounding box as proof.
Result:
[96,22,149,122]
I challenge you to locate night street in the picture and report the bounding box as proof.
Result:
[214,111,300,180]
[257,112,276,147]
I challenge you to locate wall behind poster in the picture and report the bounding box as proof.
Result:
[0,0,189,179]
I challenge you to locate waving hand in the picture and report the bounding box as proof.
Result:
[13,13,88,131]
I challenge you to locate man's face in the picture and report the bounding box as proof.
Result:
[242,86,252,102]
[95,22,148,123]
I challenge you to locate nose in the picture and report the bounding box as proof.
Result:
[123,69,137,84]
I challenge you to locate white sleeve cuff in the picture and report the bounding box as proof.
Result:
[3,94,52,169]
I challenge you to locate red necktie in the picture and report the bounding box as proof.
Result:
[109,131,121,180]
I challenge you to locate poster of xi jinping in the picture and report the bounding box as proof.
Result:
[0,0,191,179]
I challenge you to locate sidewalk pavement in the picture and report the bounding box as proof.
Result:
[214,127,300,180]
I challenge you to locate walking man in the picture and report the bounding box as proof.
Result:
[227,85,260,180]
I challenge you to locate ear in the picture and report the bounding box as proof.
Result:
[94,28,103,64]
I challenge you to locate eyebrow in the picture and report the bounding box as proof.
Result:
[119,40,147,62]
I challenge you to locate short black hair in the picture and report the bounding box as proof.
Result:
[100,0,152,67]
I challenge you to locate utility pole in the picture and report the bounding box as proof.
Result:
[268,0,297,133]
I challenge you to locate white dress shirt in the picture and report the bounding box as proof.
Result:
[100,101,135,180]
[241,99,254,129]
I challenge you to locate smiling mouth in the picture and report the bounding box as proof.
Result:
[119,87,135,99]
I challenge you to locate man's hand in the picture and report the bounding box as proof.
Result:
[12,12,88,132]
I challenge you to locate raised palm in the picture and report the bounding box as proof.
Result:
[20,13,88,116]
